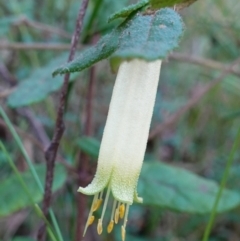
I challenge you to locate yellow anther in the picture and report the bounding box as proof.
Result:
[119,204,125,219]
[121,226,126,241]
[114,208,119,224]
[92,199,103,212]
[107,220,114,233]
[97,219,103,235]
[87,215,95,226]
[92,200,98,211]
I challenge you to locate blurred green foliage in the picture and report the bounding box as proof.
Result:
[0,163,67,217]
[0,0,240,241]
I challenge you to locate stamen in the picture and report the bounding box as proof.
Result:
[114,202,120,224]
[107,220,114,233]
[97,186,110,236]
[100,185,111,221]
[121,226,126,241]
[123,204,130,228]
[91,191,104,212]
[111,200,117,221]
[119,204,125,219]
[107,200,117,234]
[121,204,130,241]
[97,219,103,235]
[83,194,98,236]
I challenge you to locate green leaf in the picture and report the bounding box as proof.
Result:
[0,164,67,217]
[7,53,80,108]
[108,0,149,22]
[76,136,100,159]
[53,8,184,76]
[77,137,240,214]
[111,8,184,61]
[138,162,240,213]
[52,33,119,76]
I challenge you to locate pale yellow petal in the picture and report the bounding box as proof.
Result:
[110,59,162,203]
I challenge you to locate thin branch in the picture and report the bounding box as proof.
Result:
[0,117,75,174]
[0,64,18,85]
[17,108,50,148]
[0,63,50,147]
[75,37,98,240]
[0,88,15,99]
[75,64,96,241]
[14,15,72,39]
[0,43,77,51]
[168,53,240,78]
[149,58,240,140]
[0,62,50,147]
[0,118,44,150]
[38,0,90,240]
[84,65,96,136]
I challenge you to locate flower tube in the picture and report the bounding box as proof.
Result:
[78,59,162,240]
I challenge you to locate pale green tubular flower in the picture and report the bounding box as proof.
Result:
[78,59,162,240]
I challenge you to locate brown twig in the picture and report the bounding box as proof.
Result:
[0,117,75,174]
[0,118,44,150]
[0,88,15,99]
[75,63,96,241]
[14,15,72,39]
[168,53,240,78]
[0,64,18,85]
[84,66,96,137]
[17,108,50,148]
[149,58,240,140]
[0,43,78,51]
[37,0,90,240]
[0,63,50,147]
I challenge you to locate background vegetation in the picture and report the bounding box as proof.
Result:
[0,0,240,241]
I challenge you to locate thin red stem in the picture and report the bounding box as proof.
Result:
[37,0,90,240]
